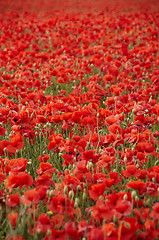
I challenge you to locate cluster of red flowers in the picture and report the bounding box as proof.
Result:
[0,0,159,239]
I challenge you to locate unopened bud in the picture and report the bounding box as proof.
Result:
[135,196,139,202]
[77,185,81,191]
[124,155,127,162]
[83,189,87,200]
[136,163,139,168]
[123,194,128,200]
[74,198,79,208]
[152,177,156,183]
[64,185,68,194]
[69,190,74,200]
[131,191,136,199]
[47,229,51,236]
[124,222,130,229]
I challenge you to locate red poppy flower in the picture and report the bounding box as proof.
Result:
[0,126,6,136]
[145,219,158,238]
[64,222,80,240]
[88,227,104,240]
[91,200,113,221]
[35,213,52,233]
[5,172,33,190]
[8,212,18,228]
[108,124,123,135]
[137,142,154,153]
[37,115,47,124]
[105,115,120,125]
[150,202,159,220]
[36,162,56,175]
[21,189,40,206]
[121,165,140,178]
[127,179,146,193]
[6,192,20,207]
[89,182,106,200]
[6,236,24,240]
[9,158,28,173]
[51,214,64,230]
[34,174,54,187]
[38,154,50,163]
[103,74,115,83]
[115,200,132,218]
[0,172,6,184]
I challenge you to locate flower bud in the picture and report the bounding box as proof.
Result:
[77,185,81,191]
[83,189,87,200]
[74,198,79,208]
[69,190,74,200]
[124,222,130,229]
[64,185,68,194]
[123,194,128,201]
[152,177,156,183]
[135,196,139,202]
[124,155,127,163]
[131,191,136,199]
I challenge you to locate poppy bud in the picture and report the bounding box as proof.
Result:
[83,189,87,200]
[132,144,136,151]
[4,160,8,165]
[74,198,79,208]
[124,222,130,229]
[89,162,93,168]
[77,185,81,191]
[131,191,136,199]
[152,177,156,183]
[47,229,51,236]
[149,96,152,103]
[83,183,87,188]
[124,155,127,163]
[145,199,150,207]
[86,162,89,169]
[135,196,139,202]
[69,190,74,200]
[123,194,128,200]
[47,190,54,197]
[113,217,118,223]
[64,185,68,194]
[136,164,139,168]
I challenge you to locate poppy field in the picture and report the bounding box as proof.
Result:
[0,0,159,239]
